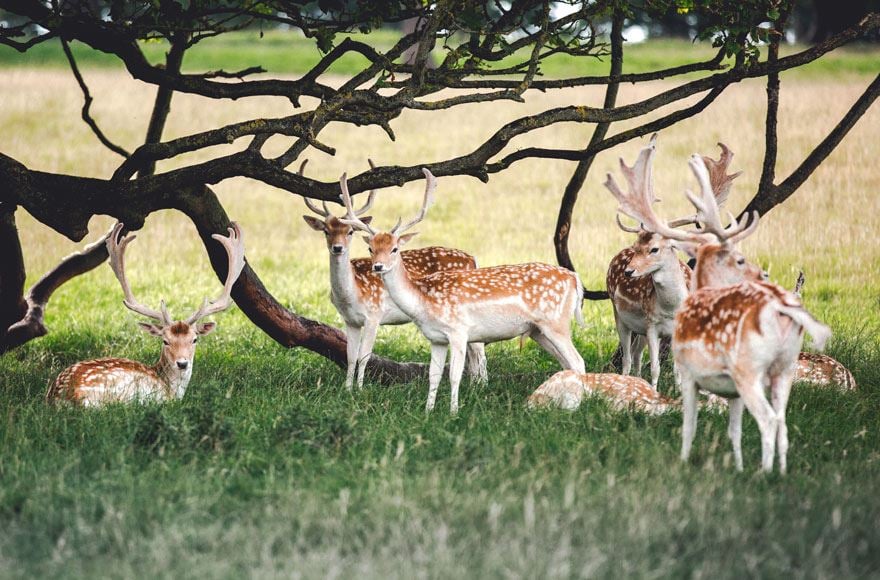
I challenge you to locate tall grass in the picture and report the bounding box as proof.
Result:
[1,52,879,577]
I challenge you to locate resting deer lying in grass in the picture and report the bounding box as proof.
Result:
[341,169,585,414]
[300,160,486,390]
[610,145,831,473]
[605,137,742,391]
[47,223,245,406]
[527,370,728,414]
[791,271,856,390]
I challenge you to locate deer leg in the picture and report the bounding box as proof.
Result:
[343,324,361,391]
[531,329,585,374]
[426,343,447,413]
[632,334,646,377]
[448,339,468,415]
[616,319,633,376]
[646,326,661,391]
[680,371,699,464]
[736,374,777,472]
[727,397,744,472]
[770,369,795,474]
[465,342,488,384]
[355,318,380,390]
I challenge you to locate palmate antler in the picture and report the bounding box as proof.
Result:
[605,137,758,247]
[107,222,172,325]
[302,159,378,219]
[340,167,436,237]
[185,223,247,324]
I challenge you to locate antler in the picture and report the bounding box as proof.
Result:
[299,160,332,218]
[339,172,378,236]
[605,136,705,244]
[107,222,172,325]
[391,168,437,235]
[185,223,247,324]
[685,155,759,245]
[667,142,742,228]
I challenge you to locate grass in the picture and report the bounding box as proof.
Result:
[1,39,879,577]
[1,29,877,79]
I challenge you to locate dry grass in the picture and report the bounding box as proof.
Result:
[4,68,878,335]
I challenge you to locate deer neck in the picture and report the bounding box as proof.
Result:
[378,262,423,319]
[328,250,359,305]
[651,255,689,311]
[154,353,192,399]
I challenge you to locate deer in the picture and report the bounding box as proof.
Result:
[300,159,486,390]
[791,271,856,390]
[609,146,831,473]
[46,222,246,407]
[340,168,586,414]
[605,136,743,391]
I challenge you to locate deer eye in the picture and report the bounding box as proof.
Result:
[162,339,170,346]
[193,337,199,344]
[649,247,659,254]
[391,247,399,254]
[368,247,373,254]
[736,257,746,265]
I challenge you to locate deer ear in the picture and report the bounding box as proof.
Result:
[196,322,216,335]
[302,216,325,231]
[138,322,164,336]
[398,232,418,245]
[360,216,373,225]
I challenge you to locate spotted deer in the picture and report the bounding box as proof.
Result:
[300,160,486,390]
[605,137,742,391]
[615,149,831,472]
[47,222,246,406]
[341,169,585,414]
[791,272,856,390]
[527,370,727,414]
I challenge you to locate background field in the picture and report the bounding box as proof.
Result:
[1,35,879,578]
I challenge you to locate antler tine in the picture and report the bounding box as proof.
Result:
[298,159,332,218]
[793,270,806,297]
[701,142,742,208]
[185,222,247,324]
[354,158,379,217]
[338,172,377,236]
[686,155,758,244]
[615,214,642,234]
[391,168,436,235]
[106,222,171,325]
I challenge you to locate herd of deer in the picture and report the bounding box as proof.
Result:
[47,135,856,473]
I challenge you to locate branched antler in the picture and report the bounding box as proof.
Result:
[186,223,247,324]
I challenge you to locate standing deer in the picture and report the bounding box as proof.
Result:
[341,169,585,414]
[47,222,246,406]
[609,148,830,473]
[300,160,486,390]
[604,137,741,390]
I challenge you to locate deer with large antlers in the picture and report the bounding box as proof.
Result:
[609,142,831,472]
[604,136,744,391]
[47,223,246,406]
[300,160,486,390]
[341,169,585,414]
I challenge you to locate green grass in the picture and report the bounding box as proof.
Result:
[1,29,876,79]
[1,279,879,577]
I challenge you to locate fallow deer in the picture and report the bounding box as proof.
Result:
[611,149,831,472]
[605,137,741,391]
[300,160,486,390]
[527,370,727,414]
[47,222,246,406]
[791,272,856,390]
[341,169,586,414]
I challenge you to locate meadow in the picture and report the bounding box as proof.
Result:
[1,34,879,578]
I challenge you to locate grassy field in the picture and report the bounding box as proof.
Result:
[1,37,879,577]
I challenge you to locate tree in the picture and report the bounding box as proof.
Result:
[0,1,877,380]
